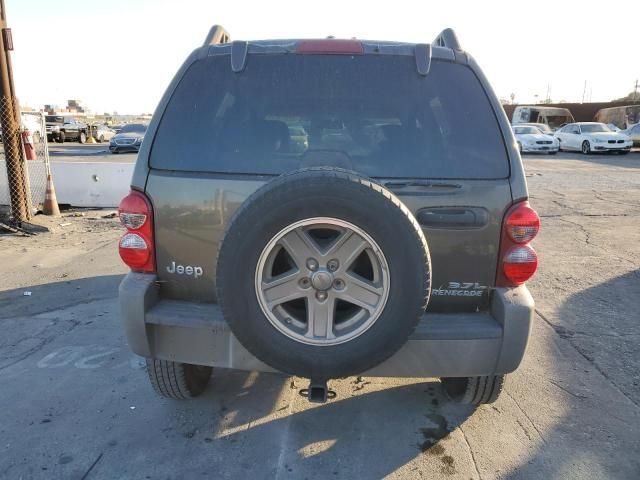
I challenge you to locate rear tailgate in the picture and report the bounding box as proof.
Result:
[146,173,511,312]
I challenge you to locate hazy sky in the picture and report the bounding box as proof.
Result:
[8,0,640,114]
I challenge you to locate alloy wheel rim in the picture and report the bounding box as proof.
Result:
[255,217,390,346]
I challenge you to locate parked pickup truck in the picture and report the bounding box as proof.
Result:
[45,115,88,143]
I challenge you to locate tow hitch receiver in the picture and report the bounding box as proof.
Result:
[299,379,336,403]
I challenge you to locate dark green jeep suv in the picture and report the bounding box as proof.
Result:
[118,26,539,404]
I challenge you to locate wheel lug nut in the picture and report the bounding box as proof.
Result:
[316,291,327,301]
[333,279,345,290]
[299,278,311,288]
[306,258,318,271]
[327,259,339,272]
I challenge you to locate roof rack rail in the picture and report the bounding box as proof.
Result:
[433,28,461,51]
[203,25,230,46]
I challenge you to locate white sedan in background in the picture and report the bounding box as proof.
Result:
[555,122,632,154]
[512,125,559,154]
[518,122,555,134]
[93,124,116,143]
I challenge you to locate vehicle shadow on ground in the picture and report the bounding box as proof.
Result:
[505,270,640,479]
[169,369,475,478]
[0,274,124,320]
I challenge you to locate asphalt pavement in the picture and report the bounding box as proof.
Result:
[0,151,639,479]
[48,144,137,163]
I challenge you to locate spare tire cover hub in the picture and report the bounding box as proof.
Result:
[255,217,390,347]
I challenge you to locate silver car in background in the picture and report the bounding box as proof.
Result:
[517,122,554,135]
[109,123,147,153]
[93,124,116,143]
[512,125,559,154]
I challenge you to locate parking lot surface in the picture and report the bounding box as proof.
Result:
[1,151,639,479]
[49,144,137,163]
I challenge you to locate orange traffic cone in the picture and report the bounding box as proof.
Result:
[43,173,60,217]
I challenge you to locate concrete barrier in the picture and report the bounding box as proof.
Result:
[50,162,133,207]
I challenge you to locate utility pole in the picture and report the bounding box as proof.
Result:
[545,84,550,104]
[634,79,639,101]
[581,80,587,104]
[0,0,31,222]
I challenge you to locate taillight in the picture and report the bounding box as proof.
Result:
[118,190,154,272]
[505,202,540,243]
[497,201,540,286]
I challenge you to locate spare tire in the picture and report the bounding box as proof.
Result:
[216,168,431,379]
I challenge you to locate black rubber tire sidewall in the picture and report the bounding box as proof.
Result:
[217,168,431,379]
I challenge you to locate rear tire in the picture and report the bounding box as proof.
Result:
[145,359,212,399]
[79,131,87,144]
[99,134,105,143]
[581,141,590,155]
[57,132,65,143]
[441,375,505,405]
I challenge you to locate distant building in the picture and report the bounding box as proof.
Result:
[44,100,88,116]
[41,101,152,125]
[66,99,85,113]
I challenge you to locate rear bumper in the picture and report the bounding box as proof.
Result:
[119,272,534,378]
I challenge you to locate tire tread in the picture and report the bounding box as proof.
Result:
[145,359,210,400]
[442,374,505,405]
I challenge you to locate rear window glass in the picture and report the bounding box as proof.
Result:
[151,54,509,179]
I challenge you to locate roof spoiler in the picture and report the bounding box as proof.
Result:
[203,25,230,46]
[433,28,462,51]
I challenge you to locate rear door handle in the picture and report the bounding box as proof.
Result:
[417,207,488,228]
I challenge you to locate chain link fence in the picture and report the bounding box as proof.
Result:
[0,100,50,220]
